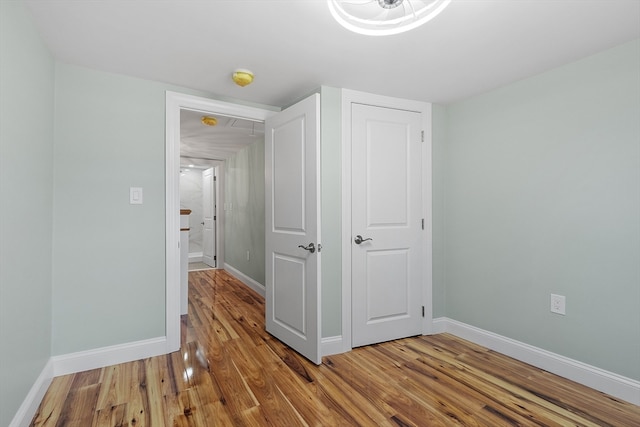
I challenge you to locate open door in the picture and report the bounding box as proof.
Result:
[202,167,216,268]
[265,94,321,364]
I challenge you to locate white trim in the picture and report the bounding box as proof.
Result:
[51,337,167,377]
[341,89,433,353]
[340,89,353,353]
[9,360,53,427]
[213,164,224,269]
[224,263,266,297]
[432,316,448,334]
[166,91,276,353]
[166,92,184,353]
[433,317,640,406]
[321,335,345,357]
[421,103,434,335]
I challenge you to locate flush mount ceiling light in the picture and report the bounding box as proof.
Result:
[201,116,218,126]
[328,0,451,36]
[232,69,254,87]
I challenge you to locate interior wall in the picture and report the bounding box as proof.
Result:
[224,140,266,284]
[320,86,343,337]
[180,168,204,256]
[431,104,447,318]
[51,63,213,355]
[442,39,640,380]
[0,1,55,424]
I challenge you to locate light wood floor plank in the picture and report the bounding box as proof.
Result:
[30,269,640,426]
[31,374,74,427]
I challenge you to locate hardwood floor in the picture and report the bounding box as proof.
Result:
[32,269,639,426]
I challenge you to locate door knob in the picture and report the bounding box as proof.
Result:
[354,235,373,245]
[298,243,316,253]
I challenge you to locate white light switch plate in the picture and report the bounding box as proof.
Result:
[130,187,143,204]
[550,293,566,315]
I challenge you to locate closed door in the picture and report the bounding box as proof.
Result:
[202,167,216,267]
[265,94,321,364]
[351,103,424,347]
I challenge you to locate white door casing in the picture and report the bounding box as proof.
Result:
[202,167,216,267]
[341,89,433,353]
[265,94,321,364]
[166,91,276,352]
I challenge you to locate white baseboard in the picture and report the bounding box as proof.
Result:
[51,336,168,377]
[432,317,640,406]
[322,335,345,357]
[9,359,54,427]
[188,252,203,263]
[224,263,265,297]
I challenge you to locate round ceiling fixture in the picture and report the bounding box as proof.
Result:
[201,116,218,126]
[327,0,451,36]
[232,69,254,87]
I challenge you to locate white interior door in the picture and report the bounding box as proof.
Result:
[351,103,423,347]
[202,167,216,267]
[265,94,321,364]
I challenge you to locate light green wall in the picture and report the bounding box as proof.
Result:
[51,64,212,355]
[442,39,640,380]
[224,140,266,284]
[0,1,54,424]
[320,86,342,337]
[431,105,447,318]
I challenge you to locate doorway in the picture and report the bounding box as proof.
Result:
[165,92,276,352]
[179,165,218,271]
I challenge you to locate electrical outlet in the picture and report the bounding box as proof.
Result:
[550,294,566,315]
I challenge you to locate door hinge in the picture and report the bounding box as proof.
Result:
[422,306,425,317]
[421,130,424,142]
[421,218,424,230]
[214,176,217,181]
[214,255,217,261]
[214,216,216,220]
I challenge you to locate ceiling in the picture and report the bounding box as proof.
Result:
[25,0,639,108]
[180,109,264,164]
[24,1,640,161]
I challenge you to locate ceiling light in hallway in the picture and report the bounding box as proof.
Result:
[201,116,218,126]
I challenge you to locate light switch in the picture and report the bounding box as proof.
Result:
[130,187,143,204]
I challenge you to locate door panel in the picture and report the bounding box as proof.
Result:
[273,123,305,232]
[366,249,409,321]
[202,167,216,267]
[273,254,306,336]
[352,103,423,347]
[265,94,321,364]
[366,121,410,227]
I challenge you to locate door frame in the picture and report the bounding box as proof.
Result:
[340,89,433,353]
[165,91,276,351]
